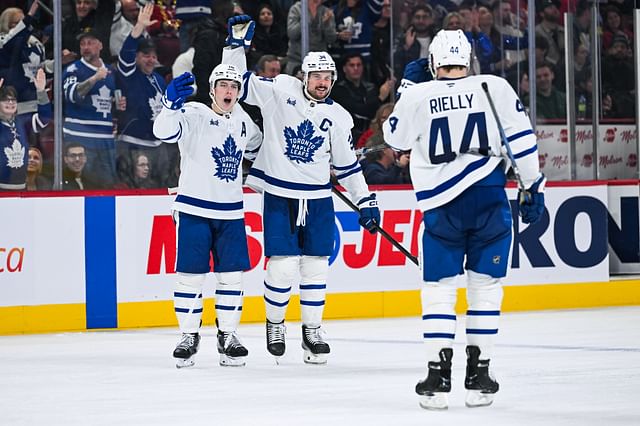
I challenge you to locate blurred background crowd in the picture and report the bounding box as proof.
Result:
[0,0,636,191]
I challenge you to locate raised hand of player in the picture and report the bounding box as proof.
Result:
[162,72,195,110]
[226,15,255,49]
[518,174,546,224]
[357,194,380,234]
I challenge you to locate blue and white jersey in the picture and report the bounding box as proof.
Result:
[383,74,539,212]
[224,48,370,203]
[175,0,211,20]
[116,34,165,147]
[334,0,383,60]
[0,101,51,190]
[153,102,262,220]
[63,59,117,145]
[0,15,45,115]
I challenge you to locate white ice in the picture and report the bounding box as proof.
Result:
[1,306,639,426]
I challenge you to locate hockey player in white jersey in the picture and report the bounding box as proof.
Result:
[153,63,262,368]
[383,30,545,409]
[223,16,380,364]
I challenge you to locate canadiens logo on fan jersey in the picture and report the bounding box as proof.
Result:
[283,119,324,163]
[211,135,242,182]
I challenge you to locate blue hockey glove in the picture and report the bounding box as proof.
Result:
[403,58,430,84]
[518,174,546,224]
[397,58,430,97]
[357,194,380,234]
[162,72,195,110]
[226,15,255,48]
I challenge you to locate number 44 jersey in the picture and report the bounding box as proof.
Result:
[383,74,539,212]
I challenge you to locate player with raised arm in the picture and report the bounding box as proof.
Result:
[223,16,380,364]
[383,30,545,410]
[153,63,262,368]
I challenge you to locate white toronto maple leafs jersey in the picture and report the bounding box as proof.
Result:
[153,102,262,219]
[383,74,540,212]
[223,48,370,203]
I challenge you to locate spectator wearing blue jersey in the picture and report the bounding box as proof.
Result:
[62,30,122,188]
[331,0,383,66]
[0,69,50,191]
[116,3,168,187]
[0,2,46,148]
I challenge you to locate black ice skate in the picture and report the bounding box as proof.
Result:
[217,330,248,367]
[173,333,200,369]
[266,320,286,362]
[464,345,499,408]
[301,325,330,364]
[415,348,453,410]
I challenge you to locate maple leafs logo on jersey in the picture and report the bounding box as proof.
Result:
[23,52,41,83]
[149,92,163,120]
[283,119,324,163]
[91,85,112,118]
[4,139,25,169]
[211,135,242,182]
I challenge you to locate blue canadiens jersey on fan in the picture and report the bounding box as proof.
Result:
[0,15,45,111]
[223,48,370,204]
[116,35,166,147]
[153,102,262,220]
[62,59,117,144]
[383,74,539,212]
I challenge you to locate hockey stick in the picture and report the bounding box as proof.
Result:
[481,82,528,203]
[331,186,419,266]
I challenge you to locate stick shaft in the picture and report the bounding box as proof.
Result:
[331,187,419,266]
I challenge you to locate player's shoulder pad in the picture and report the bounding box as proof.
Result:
[183,101,211,115]
[324,99,354,129]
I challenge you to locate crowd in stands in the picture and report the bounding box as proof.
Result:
[0,0,637,191]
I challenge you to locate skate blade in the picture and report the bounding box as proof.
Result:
[175,357,196,369]
[418,393,449,410]
[465,390,495,408]
[303,350,328,365]
[219,354,246,367]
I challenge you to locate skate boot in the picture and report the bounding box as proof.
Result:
[173,333,200,369]
[217,330,248,367]
[301,325,330,364]
[266,320,286,362]
[464,345,499,408]
[415,348,453,410]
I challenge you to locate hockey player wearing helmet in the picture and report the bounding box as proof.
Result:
[300,51,337,101]
[384,30,546,410]
[153,61,262,368]
[222,15,380,365]
[209,63,243,113]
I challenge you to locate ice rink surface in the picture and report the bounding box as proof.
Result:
[1,306,639,426]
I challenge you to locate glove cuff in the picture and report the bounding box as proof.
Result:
[357,194,378,208]
[161,94,184,111]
